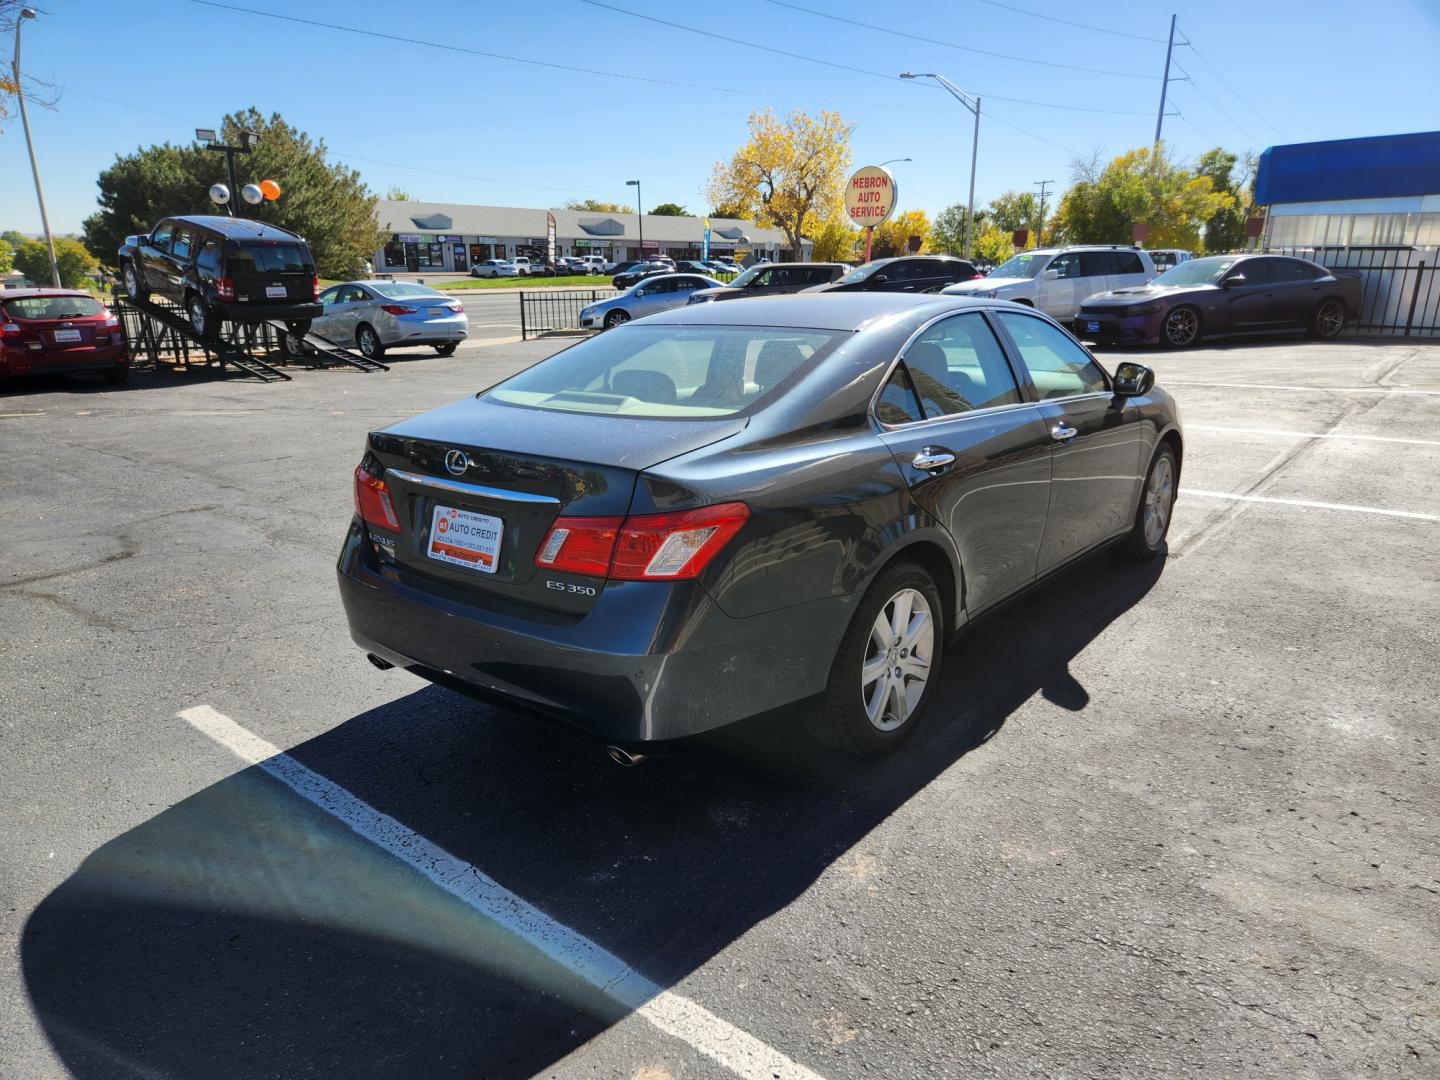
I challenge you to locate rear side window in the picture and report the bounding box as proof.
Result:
[1273,259,1319,282]
[171,228,194,260]
[228,243,313,275]
[486,325,844,418]
[901,312,1022,418]
[996,312,1108,399]
[196,239,222,274]
[1113,251,1145,274]
[3,296,106,320]
[807,267,839,284]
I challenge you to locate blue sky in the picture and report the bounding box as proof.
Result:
[5,0,1439,235]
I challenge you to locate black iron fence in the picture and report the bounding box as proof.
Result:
[1265,245,1439,337]
[518,289,616,340]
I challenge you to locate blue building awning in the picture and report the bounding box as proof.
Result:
[1255,130,1440,206]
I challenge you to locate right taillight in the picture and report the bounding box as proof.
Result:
[381,304,418,315]
[354,465,400,531]
[535,502,749,581]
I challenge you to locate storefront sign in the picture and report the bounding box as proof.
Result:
[397,233,421,243]
[845,166,898,227]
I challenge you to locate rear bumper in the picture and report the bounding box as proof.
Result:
[214,301,323,325]
[337,521,853,742]
[1072,311,1162,345]
[1,344,128,376]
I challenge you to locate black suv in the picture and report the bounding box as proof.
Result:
[687,262,847,304]
[810,255,981,295]
[118,215,323,341]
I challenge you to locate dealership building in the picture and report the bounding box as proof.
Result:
[1258,130,1440,248]
[371,200,806,273]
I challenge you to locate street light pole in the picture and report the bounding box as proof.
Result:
[199,128,259,216]
[13,8,59,288]
[901,73,980,260]
[626,179,644,258]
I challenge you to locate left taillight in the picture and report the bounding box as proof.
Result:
[354,465,400,531]
[311,275,320,301]
[535,502,749,581]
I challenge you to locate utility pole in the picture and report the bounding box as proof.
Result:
[900,73,980,259]
[1154,13,1177,145]
[13,8,60,288]
[1034,180,1053,248]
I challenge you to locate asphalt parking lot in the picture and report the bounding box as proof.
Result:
[2,333,1436,1079]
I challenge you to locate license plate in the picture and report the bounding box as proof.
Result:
[1086,321,1101,333]
[428,307,449,316]
[427,505,502,573]
[265,285,287,299]
[53,329,82,342]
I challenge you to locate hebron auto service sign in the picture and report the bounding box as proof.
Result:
[845,165,898,227]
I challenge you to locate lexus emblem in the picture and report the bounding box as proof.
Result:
[444,449,469,476]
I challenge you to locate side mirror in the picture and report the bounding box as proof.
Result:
[1221,273,1246,288]
[1112,362,1155,396]
[871,273,888,285]
[1043,268,1059,280]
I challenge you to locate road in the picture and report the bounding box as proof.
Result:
[1,336,1436,1078]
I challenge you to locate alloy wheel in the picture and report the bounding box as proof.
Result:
[188,299,207,336]
[861,587,934,732]
[1316,300,1344,338]
[359,328,378,356]
[124,264,139,299]
[605,310,630,329]
[1143,456,1175,547]
[1164,308,1198,346]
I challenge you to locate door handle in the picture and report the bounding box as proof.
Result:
[1051,424,1078,441]
[911,448,955,471]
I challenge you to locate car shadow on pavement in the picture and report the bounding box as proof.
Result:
[21,552,1164,1079]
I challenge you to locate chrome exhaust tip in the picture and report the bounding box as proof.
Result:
[366,653,394,671]
[606,744,646,768]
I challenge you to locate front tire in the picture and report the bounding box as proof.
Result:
[804,561,944,756]
[1162,305,1201,348]
[603,309,630,329]
[356,323,386,359]
[1121,445,1177,561]
[1309,298,1346,340]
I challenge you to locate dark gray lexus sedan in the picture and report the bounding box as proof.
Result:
[338,295,1182,757]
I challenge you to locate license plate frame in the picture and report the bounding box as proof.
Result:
[426,504,503,574]
[428,307,449,317]
[53,329,82,343]
[1086,321,1101,333]
[265,285,288,299]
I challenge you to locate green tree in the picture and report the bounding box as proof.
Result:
[650,202,690,217]
[1054,142,1235,251]
[707,109,853,259]
[384,186,413,201]
[986,191,1040,235]
[0,233,14,277]
[563,199,635,214]
[82,108,383,278]
[870,209,931,259]
[809,216,859,262]
[973,224,1017,265]
[1194,147,1255,253]
[931,203,988,256]
[13,236,98,289]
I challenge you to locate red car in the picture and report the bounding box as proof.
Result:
[0,288,129,386]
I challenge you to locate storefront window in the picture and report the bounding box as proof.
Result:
[415,243,445,268]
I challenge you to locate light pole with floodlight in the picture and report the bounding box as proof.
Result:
[900,73,980,260]
[14,7,59,287]
[625,179,644,259]
[198,127,260,216]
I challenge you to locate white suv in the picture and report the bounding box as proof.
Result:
[943,246,1156,320]
[510,256,533,276]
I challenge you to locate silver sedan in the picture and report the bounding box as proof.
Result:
[579,273,724,330]
[310,281,467,359]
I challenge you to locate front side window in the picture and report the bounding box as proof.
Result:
[995,312,1108,400]
[486,325,843,418]
[1049,252,1082,279]
[900,312,1022,419]
[150,223,174,252]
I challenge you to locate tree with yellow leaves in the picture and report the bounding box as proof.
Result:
[810,217,860,262]
[707,109,853,261]
[869,210,932,259]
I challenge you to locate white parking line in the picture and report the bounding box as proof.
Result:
[1180,488,1440,522]
[178,705,824,1080]
[1165,380,1440,397]
[1188,424,1440,447]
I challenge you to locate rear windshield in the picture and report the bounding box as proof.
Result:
[228,243,313,275]
[485,324,845,418]
[3,296,106,320]
[374,282,444,299]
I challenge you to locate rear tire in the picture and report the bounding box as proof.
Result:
[1162,305,1201,348]
[1309,298,1346,340]
[102,367,129,386]
[1120,445,1177,561]
[356,323,386,359]
[186,293,217,342]
[803,561,944,756]
[434,342,458,356]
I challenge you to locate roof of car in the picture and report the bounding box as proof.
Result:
[645,292,995,331]
[865,255,974,265]
[162,215,305,241]
[1,287,95,299]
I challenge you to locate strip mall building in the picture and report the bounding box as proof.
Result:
[371,200,807,273]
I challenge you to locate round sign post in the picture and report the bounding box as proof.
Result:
[845,165,898,262]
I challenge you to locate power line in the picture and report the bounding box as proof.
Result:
[973,0,1168,44]
[765,0,1158,80]
[1180,35,1285,139]
[1171,63,1264,147]
[581,0,1158,115]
